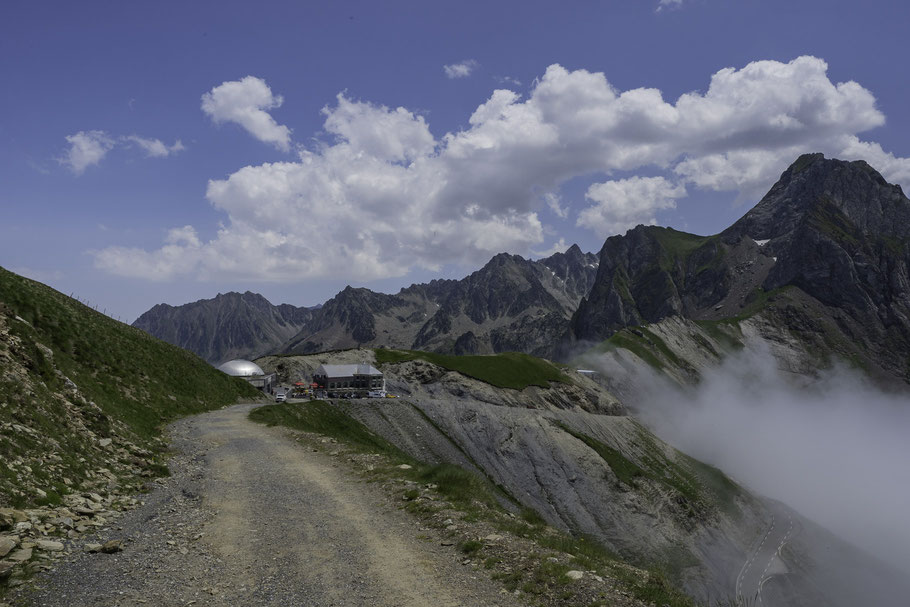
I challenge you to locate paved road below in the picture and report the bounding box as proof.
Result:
[11,403,522,607]
[735,504,798,606]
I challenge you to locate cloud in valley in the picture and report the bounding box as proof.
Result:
[627,346,910,574]
[94,56,910,283]
[201,76,292,151]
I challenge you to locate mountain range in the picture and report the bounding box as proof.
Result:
[134,154,910,385]
[134,245,599,364]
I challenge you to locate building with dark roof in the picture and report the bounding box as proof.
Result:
[313,363,384,396]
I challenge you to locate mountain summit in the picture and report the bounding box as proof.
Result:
[571,154,910,382]
[132,291,316,364]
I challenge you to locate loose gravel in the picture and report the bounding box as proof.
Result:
[7,404,523,607]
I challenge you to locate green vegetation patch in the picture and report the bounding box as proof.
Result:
[613,567,696,607]
[0,267,259,507]
[594,329,665,370]
[809,198,860,246]
[557,424,646,486]
[374,349,570,390]
[0,267,260,441]
[651,228,711,261]
[637,327,686,369]
[250,401,502,508]
[694,320,744,352]
[633,424,742,515]
[558,420,741,517]
[250,400,405,458]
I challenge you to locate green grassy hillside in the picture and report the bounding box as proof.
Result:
[0,266,260,507]
[374,349,570,389]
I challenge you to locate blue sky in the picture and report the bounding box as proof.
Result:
[2,0,909,322]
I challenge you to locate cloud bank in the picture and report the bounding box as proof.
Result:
[94,57,910,283]
[634,346,910,574]
[201,76,291,151]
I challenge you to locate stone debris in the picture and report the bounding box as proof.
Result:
[0,537,17,558]
[101,539,123,554]
[8,548,32,563]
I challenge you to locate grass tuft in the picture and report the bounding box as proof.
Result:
[374,349,570,390]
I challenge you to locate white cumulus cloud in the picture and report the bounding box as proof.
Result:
[578,176,687,236]
[201,76,292,151]
[657,0,683,11]
[94,56,910,283]
[123,135,186,158]
[60,130,114,175]
[444,60,479,79]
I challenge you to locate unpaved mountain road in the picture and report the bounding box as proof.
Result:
[10,404,523,607]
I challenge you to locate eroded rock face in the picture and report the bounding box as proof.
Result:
[271,349,765,603]
[570,155,910,384]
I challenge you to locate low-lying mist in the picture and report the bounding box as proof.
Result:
[594,344,910,573]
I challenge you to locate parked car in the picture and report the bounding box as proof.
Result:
[275,392,286,402]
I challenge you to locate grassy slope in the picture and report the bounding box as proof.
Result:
[0,266,260,506]
[374,349,570,389]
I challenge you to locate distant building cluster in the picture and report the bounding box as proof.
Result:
[217,359,387,399]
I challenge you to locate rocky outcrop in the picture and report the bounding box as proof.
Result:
[570,154,910,384]
[133,291,317,364]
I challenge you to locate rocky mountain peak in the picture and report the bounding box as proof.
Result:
[725,153,910,242]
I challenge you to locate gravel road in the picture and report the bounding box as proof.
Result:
[10,403,523,607]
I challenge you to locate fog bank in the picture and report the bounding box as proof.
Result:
[615,345,910,572]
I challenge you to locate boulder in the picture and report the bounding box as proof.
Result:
[0,537,17,558]
[0,560,15,580]
[101,539,123,554]
[7,548,32,562]
[36,540,64,552]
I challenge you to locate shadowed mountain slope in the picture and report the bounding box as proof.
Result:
[570,154,910,384]
[133,291,317,364]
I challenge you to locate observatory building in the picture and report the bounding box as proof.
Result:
[217,359,277,393]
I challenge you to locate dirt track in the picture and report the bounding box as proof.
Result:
[10,404,522,606]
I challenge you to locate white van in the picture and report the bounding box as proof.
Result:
[367,390,386,398]
[275,392,287,402]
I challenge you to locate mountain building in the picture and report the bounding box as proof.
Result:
[217,359,277,393]
[313,363,384,396]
